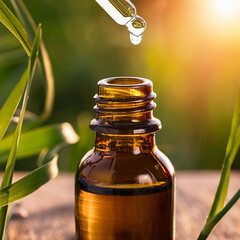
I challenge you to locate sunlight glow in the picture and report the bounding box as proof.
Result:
[211,0,240,20]
[204,0,240,42]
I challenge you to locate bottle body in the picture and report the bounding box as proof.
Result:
[75,136,174,240]
[75,77,175,240]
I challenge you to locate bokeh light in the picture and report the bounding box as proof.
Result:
[0,0,239,170]
[210,0,240,20]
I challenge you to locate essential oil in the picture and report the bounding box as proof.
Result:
[75,77,175,240]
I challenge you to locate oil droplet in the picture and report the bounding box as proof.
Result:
[126,15,146,45]
[129,33,143,45]
[96,0,147,44]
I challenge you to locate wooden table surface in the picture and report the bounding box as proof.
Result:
[2,171,240,240]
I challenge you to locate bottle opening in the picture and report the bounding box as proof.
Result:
[91,77,161,134]
[106,77,147,86]
[100,77,152,88]
[97,77,153,99]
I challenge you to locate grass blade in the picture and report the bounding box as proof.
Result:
[198,189,240,240]
[0,25,41,240]
[0,154,59,208]
[39,41,55,121]
[0,65,29,141]
[11,0,55,121]
[207,88,240,220]
[0,123,80,162]
[0,0,31,55]
[198,87,240,239]
[0,123,79,208]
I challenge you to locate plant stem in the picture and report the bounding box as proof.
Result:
[0,26,41,239]
[198,189,240,240]
[207,88,240,221]
[0,66,31,240]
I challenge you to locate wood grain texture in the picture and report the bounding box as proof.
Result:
[1,171,239,240]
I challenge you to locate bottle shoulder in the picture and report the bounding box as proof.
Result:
[77,147,174,187]
[152,147,175,177]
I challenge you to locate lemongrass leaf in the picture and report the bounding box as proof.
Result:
[0,65,29,141]
[0,123,80,162]
[39,41,55,121]
[0,24,41,188]
[0,154,59,208]
[11,0,55,121]
[207,88,240,220]
[10,0,35,42]
[0,123,79,207]
[198,189,240,240]
[197,87,240,240]
[0,0,31,55]
[0,25,41,239]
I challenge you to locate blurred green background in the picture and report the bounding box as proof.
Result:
[0,0,239,171]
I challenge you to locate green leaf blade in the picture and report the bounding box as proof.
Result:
[0,154,59,208]
[11,0,55,121]
[0,25,42,239]
[207,88,240,221]
[0,122,79,208]
[198,87,240,240]
[198,189,240,240]
[0,123,79,162]
[0,0,31,55]
[0,65,30,141]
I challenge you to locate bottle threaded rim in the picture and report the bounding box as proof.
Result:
[90,77,161,135]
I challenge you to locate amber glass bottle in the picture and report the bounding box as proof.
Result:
[75,77,175,240]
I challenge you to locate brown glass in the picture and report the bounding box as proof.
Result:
[75,77,175,240]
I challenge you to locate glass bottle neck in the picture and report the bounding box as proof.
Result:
[95,133,155,154]
[90,77,161,135]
